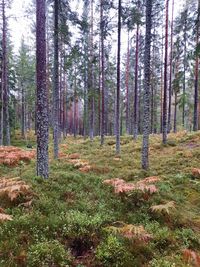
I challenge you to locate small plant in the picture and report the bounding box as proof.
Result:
[105,222,152,242]
[95,235,133,267]
[27,240,72,267]
[0,207,13,222]
[103,176,160,194]
[150,201,176,215]
[0,177,32,202]
[150,258,176,267]
[176,228,200,248]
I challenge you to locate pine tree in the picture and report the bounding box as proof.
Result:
[36,0,49,178]
[53,0,59,159]
[141,0,152,170]
[2,0,10,145]
[116,0,121,155]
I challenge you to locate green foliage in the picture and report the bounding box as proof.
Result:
[175,228,200,248]
[150,258,176,267]
[95,235,133,267]
[1,133,200,266]
[27,240,72,267]
[61,210,106,238]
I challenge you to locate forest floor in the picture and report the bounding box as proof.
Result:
[0,131,200,267]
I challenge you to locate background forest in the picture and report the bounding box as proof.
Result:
[0,0,200,266]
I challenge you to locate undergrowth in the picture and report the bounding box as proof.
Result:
[0,131,200,266]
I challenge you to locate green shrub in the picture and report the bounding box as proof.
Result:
[175,228,200,248]
[150,258,176,267]
[95,235,133,267]
[27,240,72,267]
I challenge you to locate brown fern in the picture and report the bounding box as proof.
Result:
[0,177,31,201]
[103,177,159,195]
[150,201,176,215]
[182,249,200,266]
[106,223,152,242]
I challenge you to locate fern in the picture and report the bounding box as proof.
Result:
[0,146,35,166]
[106,223,152,242]
[192,168,200,179]
[103,176,160,195]
[0,177,31,201]
[182,249,200,266]
[150,201,176,215]
[0,207,13,222]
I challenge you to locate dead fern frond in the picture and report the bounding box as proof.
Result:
[136,176,161,185]
[106,223,152,242]
[182,249,200,266]
[150,201,176,215]
[0,177,31,201]
[0,207,13,222]
[192,168,200,179]
[0,213,13,222]
[0,146,35,166]
[103,177,159,195]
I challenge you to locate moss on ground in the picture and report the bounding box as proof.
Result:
[0,131,200,266]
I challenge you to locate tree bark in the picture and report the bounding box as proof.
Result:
[182,11,187,128]
[162,0,169,144]
[2,0,10,146]
[141,0,152,170]
[125,30,130,135]
[174,91,177,133]
[36,0,49,178]
[53,0,59,159]
[116,0,121,154]
[167,0,174,133]
[133,24,139,139]
[194,1,199,131]
[100,0,105,145]
[89,0,95,141]
[21,83,26,138]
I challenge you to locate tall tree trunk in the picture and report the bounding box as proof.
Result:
[98,39,101,136]
[167,0,174,133]
[36,0,49,178]
[82,0,89,139]
[141,0,152,170]
[174,91,177,133]
[125,30,130,135]
[100,0,105,145]
[182,13,187,128]
[138,68,142,134]
[73,67,77,138]
[133,24,140,139]
[2,0,10,146]
[116,0,121,154]
[63,70,67,138]
[53,0,59,159]
[21,83,26,138]
[160,17,164,134]
[193,1,200,131]
[162,0,169,144]
[89,0,95,141]
[0,58,3,145]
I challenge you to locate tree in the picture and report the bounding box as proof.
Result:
[16,38,35,138]
[36,0,49,178]
[141,0,152,170]
[167,0,174,133]
[116,0,121,154]
[53,0,59,159]
[2,0,10,145]
[162,0,169,144]
[100,0,105,145]
[133,7,140,140]
[194,0,200,131]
